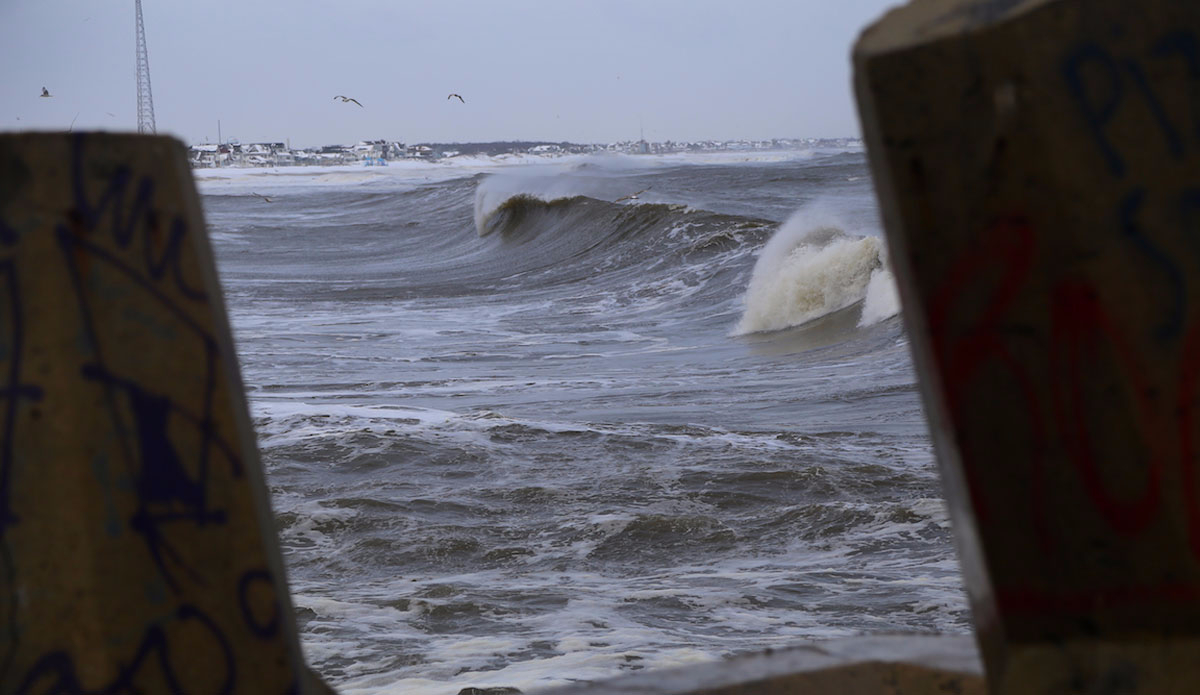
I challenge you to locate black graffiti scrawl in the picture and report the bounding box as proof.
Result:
[0,133,311,694]
[0,217,44,684]
[57,134,242,592]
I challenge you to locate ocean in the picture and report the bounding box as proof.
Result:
[194,147,971,695]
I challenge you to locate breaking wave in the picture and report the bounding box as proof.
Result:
[467,173,901,339]
[735,207,900,335]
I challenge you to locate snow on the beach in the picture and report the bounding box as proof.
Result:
[193,148,851,195]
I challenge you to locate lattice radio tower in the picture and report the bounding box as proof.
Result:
[135,0,156,134]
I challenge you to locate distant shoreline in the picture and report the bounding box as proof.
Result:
[187,137,862,169]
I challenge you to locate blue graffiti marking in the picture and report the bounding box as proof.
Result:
[1153,31,1200,142]
[1119,188,1186,340]
[0,219,17,247]
[1064,32,1200,179]
[1123,58,1185,160]
[1063,42,1126,177]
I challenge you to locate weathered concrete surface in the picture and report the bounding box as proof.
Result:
[533,635,983,695]
[854,0,1200,692]
[0,133,319,692]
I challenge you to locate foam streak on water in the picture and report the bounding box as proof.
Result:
[200,149,967,694]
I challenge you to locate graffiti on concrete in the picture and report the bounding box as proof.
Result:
[923,28,1200,617]
[0,134,301,693]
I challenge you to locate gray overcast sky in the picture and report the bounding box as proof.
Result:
[2,0,899,148]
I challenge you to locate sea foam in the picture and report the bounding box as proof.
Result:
[858,266,901,327]
[734,206,888,335]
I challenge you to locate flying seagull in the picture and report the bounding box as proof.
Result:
[447,93,465,103]
[614,186,651,203]
[251,192,274,203]
[40,87,51,98]
[334,95,363,107]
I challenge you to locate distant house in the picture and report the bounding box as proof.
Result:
[188,144,220,168]
[291,150,318,165]
[385,142,406,159]
[355,140,396,166]
[319,144,354,164]
[243,143,280,167]
[353,140,381,156]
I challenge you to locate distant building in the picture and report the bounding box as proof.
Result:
[188,144,220,168]
[185,135,852,169]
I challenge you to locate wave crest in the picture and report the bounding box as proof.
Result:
[735,207,898,335]
[475,192,590,239]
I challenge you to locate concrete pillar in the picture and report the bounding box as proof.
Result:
[854,1,1200,692]
[0,133,320,693]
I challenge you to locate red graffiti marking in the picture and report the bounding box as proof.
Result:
[1051,281,1166,535]
[927,218,1050,548]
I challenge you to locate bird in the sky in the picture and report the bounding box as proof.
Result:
[614,186,651,203]
[251,192,274,203]
[40,87,51,98]
[447,93,465,103]
[334,95,363,107]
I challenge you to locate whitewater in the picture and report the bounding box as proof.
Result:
[195,147,969,694]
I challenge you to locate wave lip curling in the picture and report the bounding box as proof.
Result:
[735,209,897,335]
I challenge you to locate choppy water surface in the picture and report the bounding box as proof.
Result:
[197,149,970,695]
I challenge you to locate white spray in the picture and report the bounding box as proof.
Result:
[734,204,900,335]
